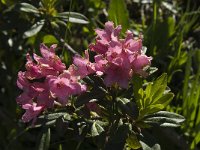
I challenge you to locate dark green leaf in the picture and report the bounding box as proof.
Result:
[16,3,39,14]
[139,131,161,150]
[38,112,67,121]
[23,20,45,38]
[57,12,89,24]
[75,87,105,107]
[116,97,139,119]
[143,111,185,127]
[38,128,51,150]
[105,123,131,150]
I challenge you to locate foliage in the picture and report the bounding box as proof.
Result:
[0,0,199,150]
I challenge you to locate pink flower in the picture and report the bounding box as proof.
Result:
[89,21,121,54]
[104,64,132,88]
[89,21,152,88]
[40,44,66,72]
[72,50,95,78]
[16,71,41,105]
[17,44,87,123]
[48,71,86,104]
[17,71,30,90]
[132,55,152,77]
[25,53,59,80]
[94,54,108,76]
[25,54,43,79]
[25,44,66,80]
[16,81,49,105]
[21,103,44,123]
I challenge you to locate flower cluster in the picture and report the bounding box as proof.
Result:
[17,21,152,123]
[72,21,152,88]
[17,44,86,123]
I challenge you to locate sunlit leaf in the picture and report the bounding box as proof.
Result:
[23,20,45,38]
[16,3,39,14]
[143,111,185,127]
[57,12,89,24]
[91,122,104,137]
[126,134,141,149]
[42,34,58,44]
[108,0,129,32]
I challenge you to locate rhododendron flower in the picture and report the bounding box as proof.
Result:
[48,71,86,104]
[39,44,66,72]
[89,21,121,54]
[21,103,44,123]
[25,44,66,80]
[16,22,152,123]
[104,64,132,88]
[17,44,87,123]
[72,50,95,78]
[88,21,152,88]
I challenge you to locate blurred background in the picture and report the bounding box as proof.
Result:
[0,0,199,149]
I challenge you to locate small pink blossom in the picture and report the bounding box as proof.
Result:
[48,71,86,105]
[104,64,132,88]
[94,55,108,76]
[40,44,66,72]
[21,103,44,123]
[89,21,121,54]
[72,50,95,78]
[25,54,43,79]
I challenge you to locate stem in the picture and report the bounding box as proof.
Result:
[75,141,82,150]
[153,0,158,55]
[62,0,73,56]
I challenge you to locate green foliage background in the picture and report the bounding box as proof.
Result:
[0,0,199,149]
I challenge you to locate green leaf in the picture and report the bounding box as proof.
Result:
[136,73,173,118]
[105,123,131,149]
[91,122,104,137]
[132,75,143,100]
[57,12,89,24]
[108,0,129,32]
[38,128,51,150]
[126,134,141,149]
[191,132,200,149]
[42,34,58,44]
[23,20,45,38]
[116,97,139,119]
[139,131,161,150]
[148,67,158,75]
[152,93,174,107]
[38,112,67,121]
[1,0,6,4]
[16,3,39,14]
[151,73,167,97]
[143,111,185,127]
[140,104,165,117]
[75,87,105,107]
